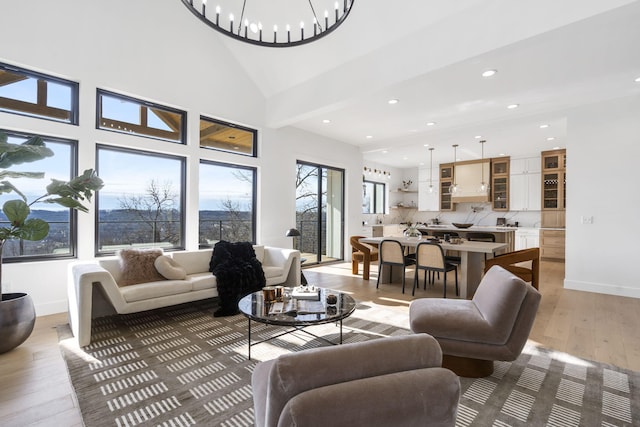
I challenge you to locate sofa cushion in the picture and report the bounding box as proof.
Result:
[119,280,192,302]
[117,248,166,286]
[172,249,213,275]
[154,255,187,280]
[253,245,265,263]
[188,272,217,291]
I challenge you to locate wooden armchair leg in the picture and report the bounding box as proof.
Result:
[352,259,359,275]
[363,257,370,280]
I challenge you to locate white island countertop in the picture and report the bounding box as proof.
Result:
[419,225,520,233]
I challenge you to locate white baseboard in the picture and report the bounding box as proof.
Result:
[564,279,640,299]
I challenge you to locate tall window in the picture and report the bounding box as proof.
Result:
[362,180,385,214]
[0,131,77,261]
[96,146,185,254]
[199,161,256,246]
[200,116,257,157]
[295,161,344,265]
[97,89,186,144]
[0,62,79,124]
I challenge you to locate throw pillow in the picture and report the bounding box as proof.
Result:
[118,248,166,286]
[154,255,187,280]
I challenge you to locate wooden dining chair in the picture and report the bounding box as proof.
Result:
[376,239,416,294]
[350,235,379,280]
[413,241,458,297]
[484,247,540,290]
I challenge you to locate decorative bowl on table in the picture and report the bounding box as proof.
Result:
[452,223,473,229]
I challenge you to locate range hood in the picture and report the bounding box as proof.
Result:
[451,160,490,203]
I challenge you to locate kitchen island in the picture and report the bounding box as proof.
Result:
[419,225,516,253]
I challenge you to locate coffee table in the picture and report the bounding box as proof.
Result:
[238,287,357,359]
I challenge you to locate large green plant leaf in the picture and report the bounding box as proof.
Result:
[0,135,54,168]
[45,169,104,212]
[15,218,49,241]
[3,199,30,227]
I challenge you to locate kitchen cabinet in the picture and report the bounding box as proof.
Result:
[515,228,540,250]
[540,229,565,261]
[490,157,510,211]
[510,156,541,211]
[541,149,566,226]
[439,163,454,211]
[418,166,439,211]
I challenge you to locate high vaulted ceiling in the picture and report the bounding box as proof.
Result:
[194,0,640,167]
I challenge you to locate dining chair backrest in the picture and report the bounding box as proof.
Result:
[432,231,459,239]
[416,242,446,269]
[379,240,406,265]
[466,232,496,242]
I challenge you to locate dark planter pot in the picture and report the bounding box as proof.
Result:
[0,293,36,354]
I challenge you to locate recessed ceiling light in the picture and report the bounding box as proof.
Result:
[403,157,409,160]
[507,104,519,109]
[635,76,640,82]
[365,135,373,139]
[546,137,555,141]
[539,124,549,129]
[474,135,482,139]
[423,144,430,147]
[382,150,388,154]
[388,99,399,105]
[322,119,331,124]
[552,146,560,150]
[481,69,497,77]
[499,153,506,156]
[426,121,436,126]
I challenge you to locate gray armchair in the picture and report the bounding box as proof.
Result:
[410,265,541,377]
[252,334,460,427]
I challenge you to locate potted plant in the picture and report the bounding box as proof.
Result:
[0,131,103,353]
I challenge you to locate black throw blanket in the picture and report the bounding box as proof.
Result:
[209,241,266,317]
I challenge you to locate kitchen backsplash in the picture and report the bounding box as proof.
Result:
[362,202,541,228]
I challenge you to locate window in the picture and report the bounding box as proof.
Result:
[200,116,257,157]
[0,62,78,124]
[96,89,186,144]
[0,130,77,261]
[362,180,385,214]
[295,161,344,265]
[199,161,256,246]
[96,146,185,254]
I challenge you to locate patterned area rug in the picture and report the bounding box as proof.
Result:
[57,299,640,427]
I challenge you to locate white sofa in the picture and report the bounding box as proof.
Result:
[68,246,301,346]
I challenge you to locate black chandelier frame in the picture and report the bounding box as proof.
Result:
[180,0,355,48]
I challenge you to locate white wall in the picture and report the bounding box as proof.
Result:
[564,94,640,298]
[0,0,363,315]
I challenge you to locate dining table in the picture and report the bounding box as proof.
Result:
[359,236,507,299]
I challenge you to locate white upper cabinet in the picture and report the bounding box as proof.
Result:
[510,157,541,211]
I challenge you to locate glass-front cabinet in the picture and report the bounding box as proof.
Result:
[541,149,567,211]
[491,157,510,211]
[439,163,454,211]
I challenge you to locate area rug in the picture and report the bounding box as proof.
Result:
[58,299,640,427]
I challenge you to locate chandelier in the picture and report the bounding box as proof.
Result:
[180,0,355,47]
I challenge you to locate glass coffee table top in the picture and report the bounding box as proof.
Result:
[238,287,356,327]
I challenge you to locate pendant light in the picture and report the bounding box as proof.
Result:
[449,144,458,194]
[479,139,489,193]
[428,147,435,193]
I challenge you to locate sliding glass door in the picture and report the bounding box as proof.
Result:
[295,161,344,265]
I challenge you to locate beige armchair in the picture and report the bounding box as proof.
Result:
[410,266,541,377]
[350,235,378,280]
[252,334,460,427]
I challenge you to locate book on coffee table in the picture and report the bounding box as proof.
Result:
[292,286,320,300]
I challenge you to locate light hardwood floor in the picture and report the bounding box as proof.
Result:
[1,260,639,425]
